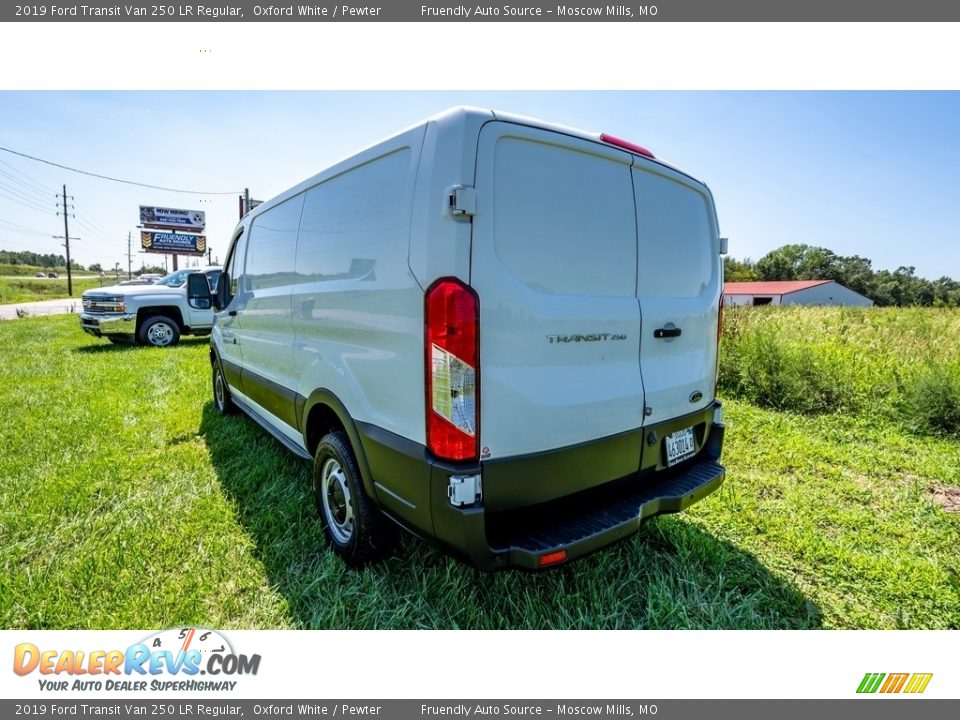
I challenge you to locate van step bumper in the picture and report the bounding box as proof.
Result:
[489,458,725,570]
[357,410,725,571]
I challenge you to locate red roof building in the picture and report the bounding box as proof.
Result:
[723,280,873,307]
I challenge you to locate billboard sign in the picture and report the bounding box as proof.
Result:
[141,231,206,256]
[140,206,205,231]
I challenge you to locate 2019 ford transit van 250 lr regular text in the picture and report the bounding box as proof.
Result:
[192,107,727,570]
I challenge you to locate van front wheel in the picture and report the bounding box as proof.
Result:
[212,360,237,415]
[313,431,395,566]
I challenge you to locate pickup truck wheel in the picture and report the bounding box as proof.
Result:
[212,361,237,415]
[313,431,396,566]
[138,316,180,347]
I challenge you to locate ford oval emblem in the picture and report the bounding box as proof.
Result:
[689,391,703,404]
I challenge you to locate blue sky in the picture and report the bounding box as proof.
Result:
[0,91,957,278]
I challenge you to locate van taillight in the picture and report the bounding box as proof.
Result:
[425,278,479,462]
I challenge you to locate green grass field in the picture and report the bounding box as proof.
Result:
[0,312,957,629]
[0,276,103,305]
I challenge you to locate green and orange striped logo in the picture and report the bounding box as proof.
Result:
[857,672,933,694]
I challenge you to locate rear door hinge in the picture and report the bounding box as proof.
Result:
[448,185,476,217]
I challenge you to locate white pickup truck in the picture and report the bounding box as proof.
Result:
[79,267,221,347]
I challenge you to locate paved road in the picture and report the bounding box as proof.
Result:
[0,296,82,320]
[0,275,99,280]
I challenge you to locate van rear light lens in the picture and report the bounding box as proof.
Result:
[599,133,655,159]
[425,278,479,462]
[539,550,568,567]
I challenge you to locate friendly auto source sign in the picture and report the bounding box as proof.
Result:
[140,206,205,230]
[141,231,206,256]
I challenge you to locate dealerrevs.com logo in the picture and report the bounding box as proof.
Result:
[857,673,933,694]
[13,628,260,692]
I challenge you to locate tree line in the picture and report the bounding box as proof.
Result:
[725,244,960,308]
[0,249,84,270]
[0,249,167,276]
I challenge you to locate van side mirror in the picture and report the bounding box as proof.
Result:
[213,271,229,311]
[187,273,212,310]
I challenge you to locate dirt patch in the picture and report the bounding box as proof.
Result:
[930,485,960,513]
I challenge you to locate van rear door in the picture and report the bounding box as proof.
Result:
[471,122,644,462]
[632,164,721,426]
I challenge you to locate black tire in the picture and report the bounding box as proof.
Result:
[212,359,237,415]
[137,315,181,347]
[313,431,396,566]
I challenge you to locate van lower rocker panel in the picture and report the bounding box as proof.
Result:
[488,458,725,569]
[230,387,312,461]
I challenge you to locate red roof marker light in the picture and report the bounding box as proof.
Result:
[600,133,655,159]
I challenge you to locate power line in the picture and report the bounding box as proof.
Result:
[0,187,53,215]
[0,157,56,195]
[73,211,113,236]
[0,144,241,195]
[0,178,51,208]
[0,167,55,201]
[73,206,118,238]
[0,237,41,249]
[0,227,50,244]
[0,218,49,236]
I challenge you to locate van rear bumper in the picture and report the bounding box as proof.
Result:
[486,455,725,570]
[358,403,725,571]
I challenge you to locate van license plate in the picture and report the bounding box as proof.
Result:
[665,427,696,467]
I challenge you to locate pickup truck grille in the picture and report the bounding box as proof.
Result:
[82,296,125,314]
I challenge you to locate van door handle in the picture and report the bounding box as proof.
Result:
[228,310,237,316]
[654,327,682,338]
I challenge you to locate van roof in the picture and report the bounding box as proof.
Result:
[243,106,706,224]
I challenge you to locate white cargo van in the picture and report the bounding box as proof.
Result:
[193,107,726,570]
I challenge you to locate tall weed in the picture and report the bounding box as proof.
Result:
[719,306,960,437]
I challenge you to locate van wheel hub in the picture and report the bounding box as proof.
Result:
[321,458,353,543]
[214,370,225,407]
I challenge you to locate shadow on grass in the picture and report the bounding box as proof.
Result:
[199,403,820,630]
[75,337,210,353]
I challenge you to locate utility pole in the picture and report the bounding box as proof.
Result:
[127,231,132,280]
[244,187,250,217]
[55,185,77,296]
[207,244,212,265]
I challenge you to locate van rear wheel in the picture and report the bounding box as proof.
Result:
[313,431,396,566]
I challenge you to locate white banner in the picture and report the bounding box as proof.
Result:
[1,630,956,700]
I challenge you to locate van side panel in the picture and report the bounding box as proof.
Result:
[471,122,645,460]
[235,194,305,428]
[407,107,492,290]
[292,131,427,521]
